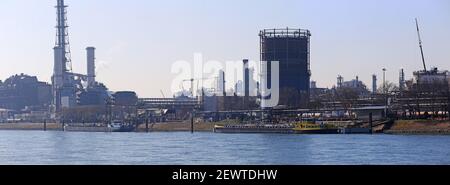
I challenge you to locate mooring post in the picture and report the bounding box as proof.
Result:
[62,120,65,132]
[191,112,194,134]
[44,120,47,131]
[369,113,373,134]
[146,118,149,133]
[447,91,450,120]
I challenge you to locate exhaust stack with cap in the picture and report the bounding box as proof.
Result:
[86,47,96,87]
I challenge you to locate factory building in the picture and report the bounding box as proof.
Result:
[234,80,244,96]
[309,81,330,102]
[52,0,78,111]
[203,59,260,112]
[336,75,370,97]
[78,83,109,106]
[202,95,259,112]
[52,0,110,117]
[259,28,311,108]
[413,67,449,86]
[0,74,51,111]
[113,91,139,106]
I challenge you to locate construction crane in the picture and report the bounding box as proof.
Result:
[416,18,427,72]
[160,90,166,98]
[181,77,216,97]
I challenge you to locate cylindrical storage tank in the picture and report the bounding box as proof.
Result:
[86,47,96,87]
[259,28,311,108]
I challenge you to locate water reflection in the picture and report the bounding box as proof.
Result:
[0,131,449,165]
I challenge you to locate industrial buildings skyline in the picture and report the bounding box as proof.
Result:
[1,0,449,97]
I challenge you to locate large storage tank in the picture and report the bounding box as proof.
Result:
[259,28,311,108]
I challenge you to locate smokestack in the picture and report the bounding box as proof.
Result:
[399,69,405,92]
[86,47,96,87]
[217,70,226,96]
[52,46,64,111]
[222,71,226,96]
[356,76,359,87]
[53,47,64,87]
[243,59,250,97]
[337,75,343,88]
[372,74,377,94]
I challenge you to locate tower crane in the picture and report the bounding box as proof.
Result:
[416,18,427,72]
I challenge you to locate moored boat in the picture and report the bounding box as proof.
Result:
[292,123,339,134]
[214,124,294,134]
[108,120,135,132]
[63,121,135,133]
[214,122,339,134]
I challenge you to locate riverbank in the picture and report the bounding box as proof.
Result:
[0,122,218,132]
[385,120,450,135]
[136,121,216,132]
[3,120,450,135]
[0,122,62,131]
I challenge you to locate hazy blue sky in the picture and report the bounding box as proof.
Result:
[0,0,449,97]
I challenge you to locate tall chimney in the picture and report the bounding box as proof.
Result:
[53,47,64,88]
[217,70,226,96]
[243,59,250,97]
[356,76,359,87]
[52,46,64,112]
[372,74,377,94]
[86,47,96,87]
[399,69,405,92]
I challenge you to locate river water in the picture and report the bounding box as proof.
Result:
[0,130,449,165]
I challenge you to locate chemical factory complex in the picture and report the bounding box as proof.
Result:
[0,0,449,134]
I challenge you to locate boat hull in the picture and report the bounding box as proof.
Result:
[64,126,111,132]
[293,129,339,134]
[111,126,135,132]
[63,126,135,133]
[214,125,339,134]
[339,128,372,134]
[214,127,294,134]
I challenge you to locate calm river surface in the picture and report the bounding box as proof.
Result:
[1,130,449,165]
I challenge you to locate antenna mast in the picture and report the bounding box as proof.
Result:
[56,0,73,73]
[415,18,427,72]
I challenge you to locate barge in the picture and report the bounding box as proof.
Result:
[214,123,340,134]
[214,124,295,134]
[63,121,135,133]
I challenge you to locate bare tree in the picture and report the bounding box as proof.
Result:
[335,87,359,118]
[377,81,399,94]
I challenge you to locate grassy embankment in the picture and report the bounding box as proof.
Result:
[0,122,62,131]
[385,120,450,135]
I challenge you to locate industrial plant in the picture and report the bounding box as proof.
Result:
[0,0,449,134]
